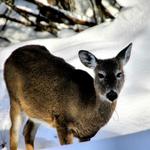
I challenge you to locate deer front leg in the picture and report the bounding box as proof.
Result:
[10,100,22,150]
[56,126,73,145]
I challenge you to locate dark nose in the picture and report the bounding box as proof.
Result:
[106,91,118,102]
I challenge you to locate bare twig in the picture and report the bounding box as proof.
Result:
[95,0,115,22]
[0,14,31,26]
[0,36,11,43]
[89,0,98,24]
[0,8,9,31]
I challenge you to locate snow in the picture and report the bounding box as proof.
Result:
[48,130,150,150]
[117,0,143,7]
[0,0,150,149]
[15,0,38,14]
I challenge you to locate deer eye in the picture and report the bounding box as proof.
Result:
[98,73,105,79]
[116,72,123,78]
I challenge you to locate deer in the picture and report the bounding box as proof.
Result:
[4,43,132,150]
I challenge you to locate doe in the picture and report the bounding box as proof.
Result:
[4,43,132,150]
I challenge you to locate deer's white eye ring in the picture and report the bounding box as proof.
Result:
[98,73,105,79]
[116,72,123,78]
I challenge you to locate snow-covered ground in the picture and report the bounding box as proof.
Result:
[49,130,150,150]
[0,0,150,149]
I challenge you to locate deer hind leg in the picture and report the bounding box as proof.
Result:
[23,119,39,150]
[56,125,73,145]
[10,99,22,150]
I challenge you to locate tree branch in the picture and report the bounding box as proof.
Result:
[0,14,31,26]
[27,0,96,26]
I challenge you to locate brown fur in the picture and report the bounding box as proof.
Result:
[4,45,128,150]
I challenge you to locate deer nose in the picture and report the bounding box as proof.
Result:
[106,90,118,102]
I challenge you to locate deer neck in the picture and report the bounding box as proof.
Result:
[95,93,117,124]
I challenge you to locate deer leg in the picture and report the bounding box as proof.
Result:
[23,120,39,150]
[56,125,73,145]
[10,100,22,150]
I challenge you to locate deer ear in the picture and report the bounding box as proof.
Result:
[78,50,98,69]
[116,43,132,65]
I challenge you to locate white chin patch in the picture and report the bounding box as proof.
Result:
[99,94,112,103]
